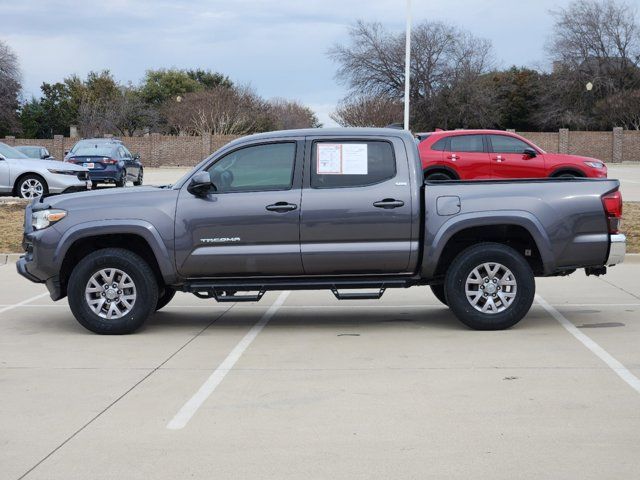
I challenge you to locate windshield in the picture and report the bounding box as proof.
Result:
[0,143,29,159]
[71,145,114,157]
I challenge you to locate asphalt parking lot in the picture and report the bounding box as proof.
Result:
[1,256,639,479]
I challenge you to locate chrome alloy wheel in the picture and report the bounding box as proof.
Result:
[85,268,137,319]
[465,262,517,314]
[20,178,44,198]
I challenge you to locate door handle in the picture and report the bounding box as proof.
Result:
[265,202,297,213]
[373,198,405,209]
[447,154,458,161]
[493,155,505,162]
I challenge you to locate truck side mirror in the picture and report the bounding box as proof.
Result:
[187,171,215,197]
[523,148,537,158]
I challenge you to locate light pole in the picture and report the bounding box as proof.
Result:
[403,0,412,131]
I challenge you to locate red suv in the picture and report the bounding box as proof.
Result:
[417,130,608,181]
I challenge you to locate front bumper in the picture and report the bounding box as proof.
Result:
[606,234,626,266]
[48,173,91,194]
[16,255,42,283]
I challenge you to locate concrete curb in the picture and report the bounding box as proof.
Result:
[624,253,640,264]
[0,254,22,266]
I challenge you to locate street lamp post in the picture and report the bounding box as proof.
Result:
[403,0,412,131]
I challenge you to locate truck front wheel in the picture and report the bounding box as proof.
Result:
[67,248,159,334]
[444,243,535,330]
[429,284,448,306]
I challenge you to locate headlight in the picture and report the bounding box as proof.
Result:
[584,161,604,169]
[32,209,67,230]
[48,169,79,176]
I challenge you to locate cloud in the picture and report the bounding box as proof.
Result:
[1,0,574,124]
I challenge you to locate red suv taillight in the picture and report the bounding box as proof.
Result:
[601,190,623,234]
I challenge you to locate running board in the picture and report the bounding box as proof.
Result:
[183,276,415,303]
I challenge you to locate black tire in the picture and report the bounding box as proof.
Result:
[425,171,453,181]
[552,171,582,179]
[134,168,144,186]
[444,242,535,330]
[430,284,448,306]
[67,248,159,334]
[156,288,176,311]
[115,172,126,188]
[15,174,49,199]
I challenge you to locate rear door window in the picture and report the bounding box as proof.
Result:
[311,140,396,188]
[431,138,447,151]
[449,135,484,153]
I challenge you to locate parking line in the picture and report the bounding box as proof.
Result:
[167,290,290,430]
[536,294,640,394]
[0,292,49,315]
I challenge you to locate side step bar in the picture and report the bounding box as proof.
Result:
[184,276,417,303]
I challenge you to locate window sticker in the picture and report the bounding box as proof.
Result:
[316,143,368,175]
[317,143,342,174]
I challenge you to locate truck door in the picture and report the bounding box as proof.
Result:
[174,140,304,277]
[487,134,545,178]
[300,137,414,274]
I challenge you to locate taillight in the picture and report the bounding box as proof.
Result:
[102,158,118,165]
[602,190,623,233]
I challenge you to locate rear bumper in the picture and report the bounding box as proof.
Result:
[87,167,123,183]
[606,234,626,266]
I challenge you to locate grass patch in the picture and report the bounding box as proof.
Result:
[0,203,26,253]
[0,201,639,254]
[623,202,640,254]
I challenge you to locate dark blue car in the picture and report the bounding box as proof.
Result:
[65,139,143,188]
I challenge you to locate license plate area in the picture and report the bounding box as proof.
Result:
[83,162,95,169]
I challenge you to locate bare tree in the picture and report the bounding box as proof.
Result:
[0,40,21,135]
[549,0,640,93]
[268,98,321,130]
[538,0,640,129]
[162,85,272,136]
[596,89,640,129]
[328,20,493,130]
[331,95,403,127]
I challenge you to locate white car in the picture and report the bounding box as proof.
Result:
[0,142,91,199]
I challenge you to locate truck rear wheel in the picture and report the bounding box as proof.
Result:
[444,243,535,330]
[67,248,159,334]
[156,288,176,311]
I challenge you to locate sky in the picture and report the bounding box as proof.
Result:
[1,0,579,127]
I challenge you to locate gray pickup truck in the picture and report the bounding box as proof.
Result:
[17,128,626,334]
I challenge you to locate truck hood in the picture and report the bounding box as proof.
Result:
[37,185,178,212]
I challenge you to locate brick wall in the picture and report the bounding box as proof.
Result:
[2,134,241,167]
[4,130,640,165]
[622,130,640,164]
[517,132,560,153]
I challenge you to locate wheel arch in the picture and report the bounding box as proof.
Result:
[549,167,586,178]
[423,165,460,180]
[421,212,555,279]
[13,172,48,196]
[56,221,177,297]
